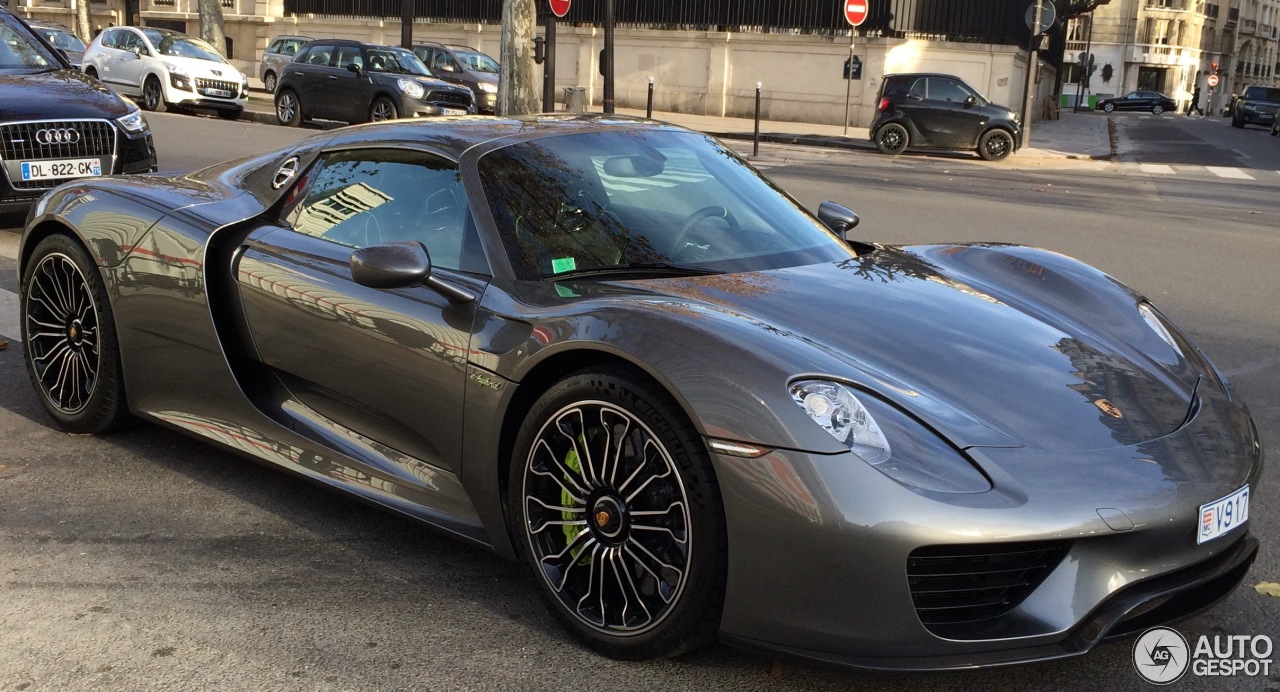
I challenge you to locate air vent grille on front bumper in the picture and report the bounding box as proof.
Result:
[907,540,1069,636]
[427,90,472,109]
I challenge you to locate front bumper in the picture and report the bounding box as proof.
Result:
[404,93,475,118]
[711,391,1263,671]
[0,126,156,214]
[1236,107,1277,125]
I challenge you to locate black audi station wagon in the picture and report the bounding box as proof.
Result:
[0,8,156,213]
[870,72,1022,161]
[274,39,475,127]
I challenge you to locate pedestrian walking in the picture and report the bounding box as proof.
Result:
[1187,85,1204,116]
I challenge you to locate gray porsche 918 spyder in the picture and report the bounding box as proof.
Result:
[18,115,1261,671]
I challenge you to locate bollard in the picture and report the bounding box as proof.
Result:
[753,82,762,158]
[647,76,654,119]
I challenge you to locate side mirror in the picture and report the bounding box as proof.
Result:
[964,95,977,107]
[346,62,362,76]
[130,45,143,58]
[351,241,431,289]
[818,201,860,241]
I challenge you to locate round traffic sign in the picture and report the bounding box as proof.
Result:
[844,1,869,27]
[549,0,570,18]
[1024,0,1056,35]
[1207,74,1220,88]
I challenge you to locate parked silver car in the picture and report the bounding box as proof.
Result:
[260,34,311,92]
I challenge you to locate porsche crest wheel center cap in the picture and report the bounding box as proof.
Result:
[590,495,626,540]
[67,320,83,345]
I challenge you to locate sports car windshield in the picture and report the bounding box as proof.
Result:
[0,16,60,71]
[479,130,850,280]
[142,29,227,63]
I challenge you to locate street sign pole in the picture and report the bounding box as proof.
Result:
[1021,0,1046,147]
[842,1,869,137]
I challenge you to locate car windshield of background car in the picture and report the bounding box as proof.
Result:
[478,129,851,280]
[0,17,59,71]
[452,48,498,74]
[368,48,430,76]
[39,29,85,52]
[1242,86,1280,101]
[145,30,226,63]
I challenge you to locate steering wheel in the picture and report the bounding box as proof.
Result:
[671,206,740,260]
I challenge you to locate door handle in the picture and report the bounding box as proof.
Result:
[328,75,338,80]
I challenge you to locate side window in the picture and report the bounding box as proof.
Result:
[927,78,972,103]
[266,39,283,55]
[117,32,140,52]
[305,43,334,65]
[335,45,363,70]
[100,29,119,49]
[285,149,483,274]
[907,78,926,99]
[282,39,302,56]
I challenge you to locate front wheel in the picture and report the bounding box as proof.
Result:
[369,96,398,122]
[509,367,726,660]
[1103,102,1115,113]
[978,129,1014,161]
[875,123,909,155]
[1152,104,1164,115]
[276,89,302,127]
[21,234,134,433]
[141,76,167,113]
[263,71,277,93]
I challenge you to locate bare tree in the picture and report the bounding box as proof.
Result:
[73,0,92,45]
[198,0,227,57]
[498,0,538,116]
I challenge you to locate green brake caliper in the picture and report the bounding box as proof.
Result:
[562,431,598,563]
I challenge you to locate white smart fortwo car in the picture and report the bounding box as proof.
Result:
[81,26,247,119]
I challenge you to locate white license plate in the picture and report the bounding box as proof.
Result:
[20,158,102,182]
[203,89,234,98]
[1198,485,1249,544]
[441,107,467,116]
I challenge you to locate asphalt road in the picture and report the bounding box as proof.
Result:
[0,112,1277,691]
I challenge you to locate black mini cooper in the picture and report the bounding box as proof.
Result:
[0,8,156,213]
[870,73,1022,161]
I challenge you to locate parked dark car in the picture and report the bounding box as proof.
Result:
[412,42,499,114]
[27,20,85,68]
[259,33,311,93]
[0,7,156,213]
[870,73,1021,161]
[1096,90,1176,114]
[275,39,474,126]
[1231,84,1280,129]
[18,114,1261,671]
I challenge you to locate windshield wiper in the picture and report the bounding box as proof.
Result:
[544,262,723,281]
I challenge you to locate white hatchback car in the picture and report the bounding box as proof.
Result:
[82,26,247,119]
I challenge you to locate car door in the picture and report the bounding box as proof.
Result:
[233,147,491,478]
[291,42,336,119]
[329,44,372,122]
[924,77,985,147]
[98,29,137,92]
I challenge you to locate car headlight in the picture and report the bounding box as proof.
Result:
[478,82,497,94]
[116,108,147,133]
[790,379,991,493]
[164,62,189,79]
[397,79,425,100]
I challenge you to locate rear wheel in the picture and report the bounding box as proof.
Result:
[84,66,99,81]
[1151,104,1164,115]
[978,129,1014,161]
[875,123,909,155]
[1103,102,1115,113]
[369,96,398,122]
[141,76,166,113]
[263,71,277,93]
[21,234,134,434]
[508,367,726,660]
[276,89,302,127]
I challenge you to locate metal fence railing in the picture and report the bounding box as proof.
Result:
[281,0,1029,45]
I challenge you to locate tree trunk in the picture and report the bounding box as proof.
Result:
[198,0,227,57]
[498,0,538,116]
[74,0,92,46]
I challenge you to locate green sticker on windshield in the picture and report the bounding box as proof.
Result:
[552,257,577,274]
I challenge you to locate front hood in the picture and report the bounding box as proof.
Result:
[0,69,133,120]
[163,56,241,79]
[642,245,1198,453]
[412,76,467,92]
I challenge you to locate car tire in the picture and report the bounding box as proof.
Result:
[141,76,167,113]
[21,234,135,434]
[276,89,302,127]
[1151,105,1164,115]
[1103,102,1115,113]
[84,66,99,81]
[263,71,277,93]
[369,96,398,123]
[508,366,726,661]
[875,123,910,155]
[978,129,1015,161]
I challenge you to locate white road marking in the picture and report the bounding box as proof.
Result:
[1205,166,1254,180]
[1140,163,1176,174]
[0,287,19,341]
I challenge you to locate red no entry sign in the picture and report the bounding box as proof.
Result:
[549,0,571,17]
[1207,74,1220,88]
[844,1,869,26]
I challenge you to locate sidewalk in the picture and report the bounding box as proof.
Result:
[240,84,1114,161]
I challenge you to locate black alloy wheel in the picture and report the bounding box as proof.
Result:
[1152,104,1165,115]
[141,76,166,113]
[510,368,726,660]
[875,123,909,155]
[22,235,133,433]
[978,129,1014,161]
[370,96,398,123]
